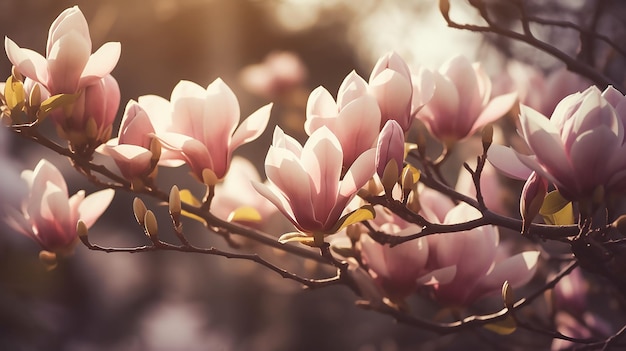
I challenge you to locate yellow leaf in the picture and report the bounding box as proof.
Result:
[329,205,375,234]
[403,142,418,159]
[227,206,262,222]
[179,189,206,225]
[4,75,25,110]
[38,93,79,120]
[278,232,315,245]
[539,190,574,225]
[483,315,517,335]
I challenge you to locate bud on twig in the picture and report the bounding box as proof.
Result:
[502,280,515,309]
[611,214,626,234]
[482,124,493,153]
[38,250,58,271]
[133,197,147,226]
[169,185,182,220]
[144,210,159,243]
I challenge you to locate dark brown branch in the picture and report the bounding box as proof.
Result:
[439,0,622,91]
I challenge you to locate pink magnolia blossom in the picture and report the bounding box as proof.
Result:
[239,51,307,98]
[368,52,415,131]
[490,86,626,200]
[305,71,381,169]
[211,156,277,227]
[417,55,517,146]
[4,6,121,95]
[426,204,539,307]
[360,207,454,301]
[55,74,120,152]
[97,100,157,180]
[252,126,376,234]
[150,79,272,183]
[4,159,114,255]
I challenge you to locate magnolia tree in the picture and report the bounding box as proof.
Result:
[2,2,626,350]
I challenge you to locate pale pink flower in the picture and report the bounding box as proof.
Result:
[211,156,277,226]
[417,55,517,146]
[375,120,404,179]
[252,126,376,234]
[426,204,539,307]
[97,100,157,180]
[360,207,455,301]
[368,52,415,131]
[305,71,381,168]
[55,74,120,152]
[151,79,272,183]
[4,159,114,255]
[4,6,121,94]
[239,51,307,98]
[490,86,626,200]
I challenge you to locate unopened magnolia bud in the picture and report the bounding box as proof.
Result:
[346,224,362,242]
[144,210,159,242]
[406,191,421,214]
[39,250,58,271]
[502,280,515,309]
[133,197,148,226]
[401,165,420,202]
[520,172,547,234]
[482,124,493,153]
[76,220,88,238]
[202,168,218,186]
[169,185,182,217]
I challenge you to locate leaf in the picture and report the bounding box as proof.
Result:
[539,190,574,225]
[179,189,206,225]
[4,75,25,110]
[483,315,517,335]
[227,206,262,223]
[278,232,315,245]
[329,205,375,234]
[38,93,79,120]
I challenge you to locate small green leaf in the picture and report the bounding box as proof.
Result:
[179,189,206,225]
[483,314,517,335]
[329,205,375,234]
[227,206,262,223]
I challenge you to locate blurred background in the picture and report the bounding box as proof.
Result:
[1,1,626,350]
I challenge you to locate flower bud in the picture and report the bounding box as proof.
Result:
[376,120,404,180]
[520,172,547,234]
[169,185,182,219]
[144,210,159,243]
[133,197,148,226]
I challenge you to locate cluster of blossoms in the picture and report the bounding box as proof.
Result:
[3,7,626,345]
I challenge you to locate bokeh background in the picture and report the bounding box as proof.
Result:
[1,1,626,350]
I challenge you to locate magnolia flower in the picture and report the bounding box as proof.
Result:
[5,6,121,95]
[253,126,376,235]
[150,79,272,184]
[426,204,539,307]
[211,156,277,227]
[368,52,414,131]
[490,86,626,200]
[4,159,114,255]
[239,51,307,98]
[97,100,158,180]
[55,74,120,152]
[360,207,454,301]
[305,71,381,169]
[417,55,517,146]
